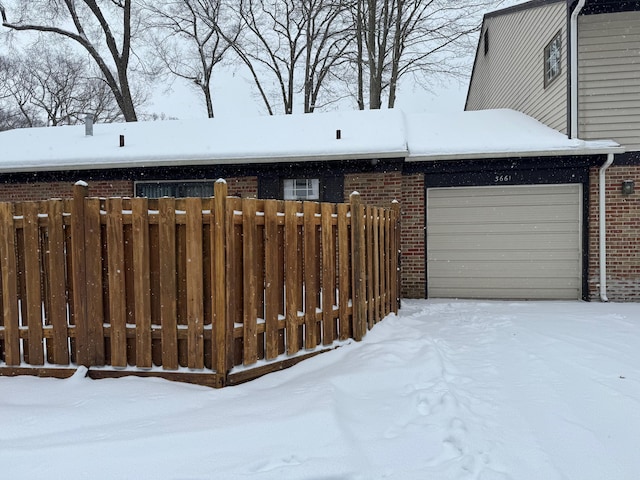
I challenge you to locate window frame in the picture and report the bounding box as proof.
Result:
[282,178,321,201]
[544,30,562,88]
[134,180,215,198]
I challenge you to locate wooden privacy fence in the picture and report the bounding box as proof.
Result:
[0,181,400,387]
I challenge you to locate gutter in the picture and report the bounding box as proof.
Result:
[598,153,614,302]
[570,0,586,138]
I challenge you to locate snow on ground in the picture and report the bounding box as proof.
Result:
[2,300,640,480]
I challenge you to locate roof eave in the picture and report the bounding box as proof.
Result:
[407,145,625,162]
[0,150,408,174]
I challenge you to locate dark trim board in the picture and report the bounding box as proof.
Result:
[484,0,564,20]
[411,155,601,187]
[579,0,640,15]
[612,152,640,166]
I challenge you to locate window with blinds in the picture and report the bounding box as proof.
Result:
[135,181,215,198]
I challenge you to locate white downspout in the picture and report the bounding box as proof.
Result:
[599,154,614,302]
[570,0,586,138]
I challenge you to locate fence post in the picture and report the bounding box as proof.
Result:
[350,192,366,341]
[391,200,401,313]
[71,181,90,366]
[213,180,231,386]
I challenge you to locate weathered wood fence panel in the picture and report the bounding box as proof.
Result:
[0,181,400,387]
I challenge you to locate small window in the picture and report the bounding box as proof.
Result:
[483,29,489,56]
[544,31,562,87]
[135,181,214,198]
[283,178,320,200]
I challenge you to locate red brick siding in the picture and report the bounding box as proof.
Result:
[226,176,258,198]
[0,177,258,202]
[344,172,425,299]
[399,174,426,299]
[0,180,133,202]
[588,165,640,301]
[344,172,402,206]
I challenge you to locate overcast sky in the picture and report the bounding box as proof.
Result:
[150,0,526,120]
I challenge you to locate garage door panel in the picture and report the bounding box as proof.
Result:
[427,191,580,209]
[431,277,581,290]
[428,250,580,262]
[428,286,580,300]
[428,222,579,235]
[427,206,580,224]
[428,233,580,251]
[429,260,580,278]
[427,184,582,300]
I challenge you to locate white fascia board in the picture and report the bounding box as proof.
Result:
[0,150,408,174]
[407,146,625,162]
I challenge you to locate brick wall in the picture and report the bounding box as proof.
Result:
[226,176,258,198]
[399,174,426,298]
[588,165,640,301]
[344,171,426,298]
[0,177,258,202]
[0,180,134,202]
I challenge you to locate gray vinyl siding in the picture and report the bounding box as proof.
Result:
[578,12,640,151]
[466,1,568,134]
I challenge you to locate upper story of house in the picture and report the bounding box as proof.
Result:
[466,0,640,152]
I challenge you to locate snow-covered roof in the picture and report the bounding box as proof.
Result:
[0,109,621,173]
[405,109,622,161]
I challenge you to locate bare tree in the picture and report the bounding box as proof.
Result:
[352,0,501,109]
[1,0,147,121]
[224,0,353,115]
[144,0,235,118]
[302,0,354,112]
[0,53,42,127]
[0,46,122,129]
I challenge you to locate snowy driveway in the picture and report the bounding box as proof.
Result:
[1,300,639,479]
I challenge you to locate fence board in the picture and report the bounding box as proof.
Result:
[366,206,374,330]
[185,198,204,369]
[321,203,336,346]
[46,200,69,364]
[380,209,387,317]
[337,203,351,341]
[133,198,152,368]
[284,201,299,355]
[212,182,230,379]
[350,193,366,341]
[159,198,178,370]
[85,198,105,365]
[71,184,89,365]
[264,200,279,360]
[23,202,44,365]
[242,199,258,365]
[303,202,318,349]
[227,197,243,366]
[106,198,127,367]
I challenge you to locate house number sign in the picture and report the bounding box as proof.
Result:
[494,174,513,183]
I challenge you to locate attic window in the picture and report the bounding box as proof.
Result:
[483,29,489,56]
[544,31,562,87]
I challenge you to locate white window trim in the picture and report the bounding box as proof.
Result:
[544,31,562,88]
[283,178,320,201]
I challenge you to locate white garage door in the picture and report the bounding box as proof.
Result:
[427,184,582,300]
